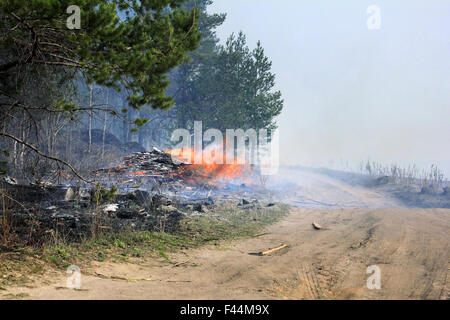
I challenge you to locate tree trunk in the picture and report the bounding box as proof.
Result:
[138,110,145,148]
[88,84,94,154]
[20,125,25,168]
[13,141,17,169]
[102,90,109,159]
[66,127,71,161]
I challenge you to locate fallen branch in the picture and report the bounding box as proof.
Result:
[172,258,192,268]
[93,273,153,282]
[259,244,288,256]
[0,189,32,216]
[251,232,270,238]
[0,132,92,183]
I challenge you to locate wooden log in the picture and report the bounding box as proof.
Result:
[260,244,288,256]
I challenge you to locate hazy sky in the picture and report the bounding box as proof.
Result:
[208,0,450,176]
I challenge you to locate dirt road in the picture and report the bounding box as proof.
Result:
[4,170,449,300]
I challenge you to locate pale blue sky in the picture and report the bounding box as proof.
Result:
[208,0,450,176]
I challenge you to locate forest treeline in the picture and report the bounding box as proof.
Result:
[0,0,283,183]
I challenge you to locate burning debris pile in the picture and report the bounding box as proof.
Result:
[93,147,261,200]
[0,183,271,243]
[102,148,181,175]
[94,148,184,187]
[0,147,276,242]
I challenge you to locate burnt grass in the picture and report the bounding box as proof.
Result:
[0,149,289,289]
[0,196,289,289]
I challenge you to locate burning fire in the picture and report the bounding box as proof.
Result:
[130,171,147,176]
[167,147,252,187]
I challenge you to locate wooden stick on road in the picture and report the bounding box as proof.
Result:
[260,244,288,256]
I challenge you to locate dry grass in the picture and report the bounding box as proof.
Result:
[360,161,446,191]
[0,202,290,289]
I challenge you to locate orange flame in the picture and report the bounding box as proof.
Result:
[130,171,147,176]
[167,146,252,186]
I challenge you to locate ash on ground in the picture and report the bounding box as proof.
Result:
[0,148,278,243]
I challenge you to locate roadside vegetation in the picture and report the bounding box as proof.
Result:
[304,160,450,208]
[359,161,446,192]
[0,203,289,289]
[0,0,284,257]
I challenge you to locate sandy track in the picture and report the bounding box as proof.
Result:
[5,207,448,300]
[3,170,449,300]
[272,168,403,209]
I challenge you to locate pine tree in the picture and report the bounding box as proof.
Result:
[174,31,284,133]
[168,0,226,129]
[0,0,200,110]
[0,0,201,177]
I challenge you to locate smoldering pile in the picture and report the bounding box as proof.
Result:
[0,148,275,241]
[92,147,264,202]
[98,147,182,175]
[0,182,218,241]
[93,147,187,190]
